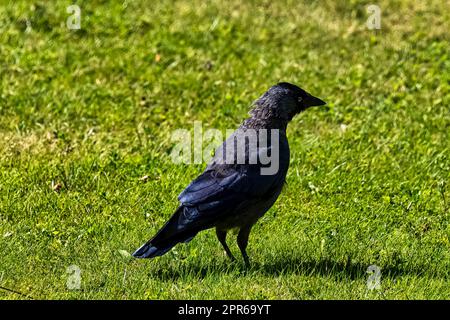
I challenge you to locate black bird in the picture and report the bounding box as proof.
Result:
[133,82,325,266]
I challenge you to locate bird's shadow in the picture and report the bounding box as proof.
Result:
[147,254,442,281]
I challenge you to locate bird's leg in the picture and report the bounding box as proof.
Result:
[216,228,235,261]
[237,225,252,267]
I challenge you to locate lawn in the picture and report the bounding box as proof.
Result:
[0,0,449,299]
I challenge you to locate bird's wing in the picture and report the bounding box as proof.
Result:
[176,142,286,231]
[179,144,283,206]
[178,164,279,206]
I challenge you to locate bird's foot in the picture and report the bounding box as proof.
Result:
[226,252,236,262]
[243,255,250,268]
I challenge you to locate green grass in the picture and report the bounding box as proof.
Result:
[0,0,449,299]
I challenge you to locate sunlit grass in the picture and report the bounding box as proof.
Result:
[0,0,449,299]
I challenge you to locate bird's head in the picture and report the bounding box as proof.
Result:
[253,82,326,121]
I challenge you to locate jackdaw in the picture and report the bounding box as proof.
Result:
[133,82,325,266]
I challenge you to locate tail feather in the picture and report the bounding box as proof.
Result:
[132,242,173,259]
[132,207,200,259]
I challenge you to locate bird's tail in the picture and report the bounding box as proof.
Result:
[132,207,198,259]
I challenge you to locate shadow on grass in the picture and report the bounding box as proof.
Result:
[148,255,443,281]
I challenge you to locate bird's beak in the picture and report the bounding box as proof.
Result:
[304,94,326,107]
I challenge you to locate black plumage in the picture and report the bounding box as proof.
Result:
[133,82,325,265]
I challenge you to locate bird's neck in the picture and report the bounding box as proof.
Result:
[242,116,288,131]
[243,104,289,130]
